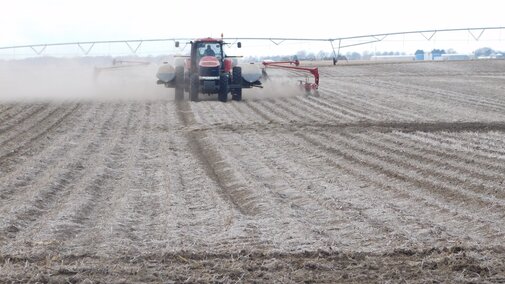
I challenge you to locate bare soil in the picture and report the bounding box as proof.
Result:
[1,60,505,283]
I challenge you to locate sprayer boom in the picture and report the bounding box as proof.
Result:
[262,60,319,95]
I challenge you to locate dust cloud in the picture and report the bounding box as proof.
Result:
[0,58,170,102]
[0,58,310,103]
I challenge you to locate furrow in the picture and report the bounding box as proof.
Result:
[0,103,102,203]
[293,96,353,122]
[370,78,505,114]
[229,101,267,123]
[302,95,363,121]
[318,89,384,120]
[0,103,81,169]
[398,78,505,110]
[175,101,266,251]
[244,100,285,123]
[0,103,121,249]
[265,98,320,122]
[375,131,505,183]
[68,102,149,256]
[321,86,420,121]
[436,131,505,156]
[258,130,458,249]
[215,101,247,124]
[347,131,505,199]
[319,131,505,209]
[0,104,50,143]
[293,131,503,244]
[31,103,136,245]
[213,130,339,251]
[281,97,330,122]
[190,101,216,125]
[0,105,46,135]
[205,101,232,125]
[417,132,505,160]
[176,100,263,217]
[393,131,505,175]
[325,79,453,121]
[0,105,14,117]
[256,99,303,122]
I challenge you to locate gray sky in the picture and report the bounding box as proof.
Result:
[1,0,504,56]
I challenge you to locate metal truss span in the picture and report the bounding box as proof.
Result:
[0,26,504,57]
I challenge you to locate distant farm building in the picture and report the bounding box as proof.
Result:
[370,55,415,61]
[441,54,471,60]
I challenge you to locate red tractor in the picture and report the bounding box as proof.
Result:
[157,38,262,102]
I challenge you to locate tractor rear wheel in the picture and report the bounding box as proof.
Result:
[232,66,242,101]
[218,74,228,102]
[175,66,184,101]
[190,73,199,102]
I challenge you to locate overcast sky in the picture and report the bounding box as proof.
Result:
[1,0,504,55]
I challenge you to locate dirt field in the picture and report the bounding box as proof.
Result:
[1,60,505,283]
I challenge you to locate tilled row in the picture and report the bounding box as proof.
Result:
[201,126,505,251]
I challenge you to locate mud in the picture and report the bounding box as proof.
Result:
[1,60,505,283]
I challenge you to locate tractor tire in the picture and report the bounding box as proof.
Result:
[174,66,184,101]
[232,66,242,101]
[184,72,190,92]
[190,73,199,102]
[218,74,228,102]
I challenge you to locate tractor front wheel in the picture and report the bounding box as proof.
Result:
[218,74,228,102]
[232,66,242,101]
[190,73,199,102]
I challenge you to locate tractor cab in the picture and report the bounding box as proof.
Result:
[190,38,225,73]
[196,42,223,59]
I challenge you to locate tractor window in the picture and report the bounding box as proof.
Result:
[197,43,222,59]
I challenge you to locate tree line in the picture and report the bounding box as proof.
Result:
[246,47,504,62]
